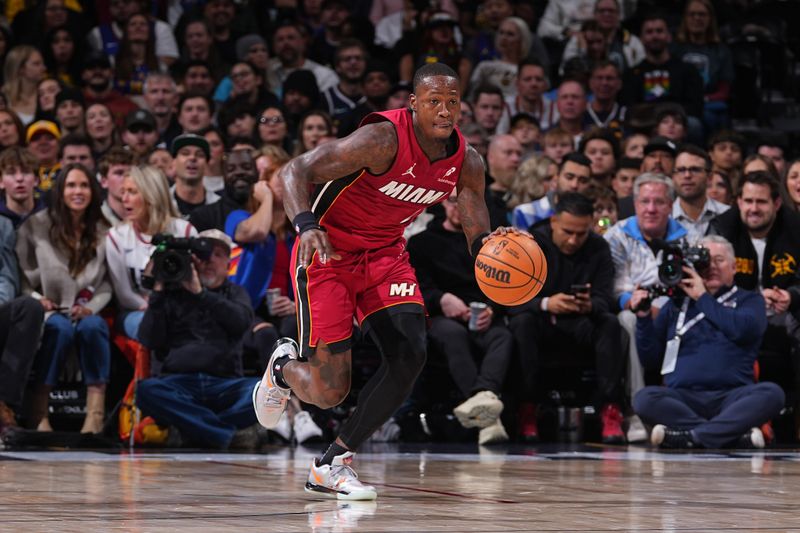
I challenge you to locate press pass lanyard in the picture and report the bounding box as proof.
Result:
[661,287,738,375]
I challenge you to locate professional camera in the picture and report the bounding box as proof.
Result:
[148,234,214,288]
[632,242,711,313]
[657,242,711,287]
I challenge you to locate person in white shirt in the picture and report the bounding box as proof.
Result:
[106,166,197,340]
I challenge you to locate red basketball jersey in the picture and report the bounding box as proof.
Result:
[311,108,466,252]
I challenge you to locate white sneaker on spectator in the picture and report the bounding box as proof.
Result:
[270,411,293,442]
[453,390,504,429]
[478,418,509,445]
[253,338,297,428]
[738,427,765,449]
[294,411,324,444]
[626,415,648,443]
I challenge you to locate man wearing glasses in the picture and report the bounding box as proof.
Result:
[672,145,729,243]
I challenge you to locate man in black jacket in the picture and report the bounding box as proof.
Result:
[712,171,800,434]
[508,192,626,443]
[408,190,515,445]
[136,229,260,449]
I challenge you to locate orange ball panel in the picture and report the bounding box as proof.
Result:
[474,233,548,305]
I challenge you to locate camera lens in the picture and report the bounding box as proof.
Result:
[162,255,182,276]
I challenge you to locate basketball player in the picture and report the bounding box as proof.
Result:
[253,63,521,500]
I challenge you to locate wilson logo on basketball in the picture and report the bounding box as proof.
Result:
[475,258,511,284]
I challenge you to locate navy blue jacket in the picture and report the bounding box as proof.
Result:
[636,286,766,390]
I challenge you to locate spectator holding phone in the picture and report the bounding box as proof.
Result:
[507,192,626,443]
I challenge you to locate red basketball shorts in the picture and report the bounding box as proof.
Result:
[290,240,424,357]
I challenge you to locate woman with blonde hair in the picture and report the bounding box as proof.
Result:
[16,164,112,433]
[469,16,532,99]
[509,155,557,229]
[106,165,196,340]
[2,45,47,125]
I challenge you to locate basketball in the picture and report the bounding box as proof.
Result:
[475,233,547,306]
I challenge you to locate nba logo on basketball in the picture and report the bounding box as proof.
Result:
[491,239,508,255]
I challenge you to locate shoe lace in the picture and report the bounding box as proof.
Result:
[261,385,289,408]
[331,463,361,487]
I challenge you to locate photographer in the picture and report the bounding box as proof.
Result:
[136,229,260,450]
[632,236,784,449]
[508,192,626,444]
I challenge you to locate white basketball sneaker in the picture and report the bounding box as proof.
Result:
[252,338,298,428]
[305,451,378,501]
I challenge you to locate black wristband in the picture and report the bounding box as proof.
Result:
[471,232,490,258]
[293,211,324,234]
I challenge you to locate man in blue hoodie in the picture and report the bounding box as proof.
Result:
[632,235,785,449]
[604,171,687,441]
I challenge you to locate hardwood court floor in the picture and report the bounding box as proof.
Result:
[2,443,800,532]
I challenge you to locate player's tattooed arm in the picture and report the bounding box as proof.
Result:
[280,121,398,220]
[456,146,492,251]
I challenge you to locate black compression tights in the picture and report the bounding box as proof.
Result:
[338,310,427,450]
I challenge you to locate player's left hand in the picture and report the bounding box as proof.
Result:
[482,226,534,245]
[680,266,706,300]
[298,229,341,267]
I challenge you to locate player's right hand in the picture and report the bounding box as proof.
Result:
[298,228,341,267]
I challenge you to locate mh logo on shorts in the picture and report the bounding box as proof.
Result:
[389,282,416,297]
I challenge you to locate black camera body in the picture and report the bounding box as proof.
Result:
[148,234,214,289]
[632,285,679,313]
[657,242,711,287]
[633,241,711,313]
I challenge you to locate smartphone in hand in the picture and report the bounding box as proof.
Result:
[570,283,591,296]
